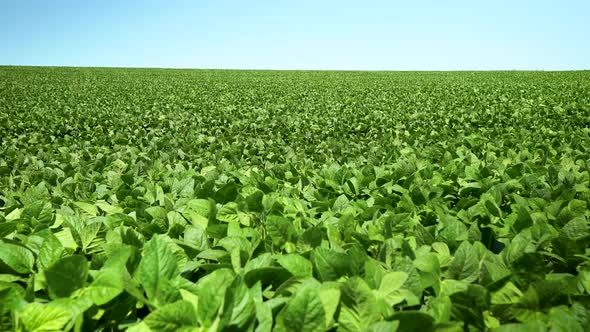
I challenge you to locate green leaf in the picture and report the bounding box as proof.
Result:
[437,216,468,250]
[217,202,252,226]
[277,254,313,278]
[87,268,127,306]
[426,295,452,323]
[312,247,347,282]
[182,199,213,228]
[144,300,197,332]
[182,225,209,251]
[196,268,235,327]
[54,228,78,251]
[45,255,88,299]
[250,282,273,332]
[85,246,132,305]
[0,242,35,274]
[491,320,547,332]
[136,235,179,304]
[96,200,123,215]
[79,221,104,254]
[449,284,490,330]
[37,232,65,271]
[74,201,98,216]
[391,311,434,332]
[491,282,523,305]
[265,215,297,247]
[484,197,502,218]
[245,190,264,213]
[333,194,350,212]
[146,206,167,221]
[21,183,50,206]
[18,302,72,332]
[215,182,239,204]
[21,201,53,224]
[559,217,589,241]
[375,271,409,306]
[220,276,256,330]
[414,252,441,289]
[439,280,469,297]
[446,241,479,283]
[513,206,533,232]
[548,306,584,332]
[318,287,340,327]
[275,282,325,332]
[0,284,24,331]
[367,321,400,332]
[338,277,380,332]
[244,267,292,289]
[172,178,195,198]
[379,271,408,293]
[0,221,17,238]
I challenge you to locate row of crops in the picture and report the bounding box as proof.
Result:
[1,67,589,331]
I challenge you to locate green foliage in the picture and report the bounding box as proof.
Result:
[1,67,590,330]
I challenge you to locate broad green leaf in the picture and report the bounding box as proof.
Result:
[379,271,408,293]
[426,295,452,323]
[376,271,409,306]
[74,201,98,216]
[432,242,452,267]
[312,247,347,282]
[449,284,490,330]
[333,194,350,212]
[277,254,313,278]
[367,321,400,332]
[172,178,195,198]
[220,276,256,330]
[54,228,78,251]
[196,268,235,327]
[144,300,197,332]
[0,284,24,331]
[437,216,468,249]
[19,302,71,332]
[414,252,441,290]
[0,242,35,274]
[79,221,104,254]
[491,320,547,332]
[45,255,89,299]
[318,287,340,327]
[491,282,523,305]
[439,280,469,297]
[275,282,325,332]
[338,277,380,332]
[446,241,479,283]
[137,235,179,304]
[126,321,152,332]
[214,182,239,204]
[265,215,297,248]
[85,246,132,305]
[145,206,167,221]
[548,306,584,332]
[184,199,213,219]
[391,311,435,332]
[96,200,124,215]
[21,201,53,224]
[217,202,252,226]
[37,232,65,271]
[250,282,273,332]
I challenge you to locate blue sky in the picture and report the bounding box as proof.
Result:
[1,0,589,70]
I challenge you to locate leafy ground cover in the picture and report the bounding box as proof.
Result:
[0,67,590,331]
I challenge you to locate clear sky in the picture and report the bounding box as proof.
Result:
[1,0,589,70]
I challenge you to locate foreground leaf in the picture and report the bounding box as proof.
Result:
[45,255,88,299]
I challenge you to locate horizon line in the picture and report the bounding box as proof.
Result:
[1,64,589,72]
